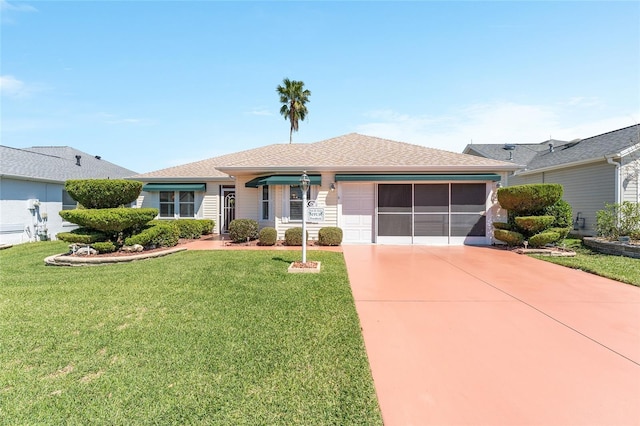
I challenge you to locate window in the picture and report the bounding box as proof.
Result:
[159,191,195,218]
[261,185,270,220]
[289,184,310,221]
[62,190,77,210]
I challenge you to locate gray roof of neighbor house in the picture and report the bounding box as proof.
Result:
[134,133,519,179]
[0,145,136,182]
[463,125,640,172]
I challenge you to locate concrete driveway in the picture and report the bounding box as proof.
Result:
[343,245,640,426]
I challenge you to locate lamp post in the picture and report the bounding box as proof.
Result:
[300,171,310,264]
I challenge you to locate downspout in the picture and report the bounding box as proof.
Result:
[606,155,622,204]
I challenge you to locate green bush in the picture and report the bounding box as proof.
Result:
[174,219,204,239]
[199,219,215,235]
[318,227,343,246]
[56,227,107,244]
[124,223,179,248]
[529,231,561,248]
[548,226,572,241]
[596,202,640,239]
[258,227,277,246]
[92,241,117,253]
[493,222,510,230]
[497,184,563,214]
[65,179,143,209]
[544,199,572,228]
[228,219,259,243]
[59,208,158,233]
[284,227,308,246]
[494,229,524,246]
[515,215,555,234]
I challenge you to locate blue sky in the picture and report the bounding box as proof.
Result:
[2,1,639,173]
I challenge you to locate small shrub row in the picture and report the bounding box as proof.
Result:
[318,227,343,246]
[229,219,259,243]
[56,227,107,244]
[258,227,277,246]
[124,223,179,248]
[285,227,308,246]
[150,219,215,239]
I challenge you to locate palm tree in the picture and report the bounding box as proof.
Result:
[276,78,311,143]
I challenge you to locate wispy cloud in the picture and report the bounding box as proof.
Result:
[0,75,35,98]
[246,108,274,116]
[1,0,37,24]
[97,112,154,126]
[356,100,640,153]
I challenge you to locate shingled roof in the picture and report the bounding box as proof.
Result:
[134,133,518,179]
[464,125,640,172]
[0,145,136,182]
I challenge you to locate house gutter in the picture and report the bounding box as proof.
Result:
[606,155,622,204]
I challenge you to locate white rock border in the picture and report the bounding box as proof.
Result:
[44,247,187,266]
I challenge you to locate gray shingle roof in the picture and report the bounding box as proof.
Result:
[134,133,518,179]
[0,145,137,182]
[463,125,640,172]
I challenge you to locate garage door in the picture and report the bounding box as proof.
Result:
[340,183,374,243]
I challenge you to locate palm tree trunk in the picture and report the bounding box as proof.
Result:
[289,126,293,144]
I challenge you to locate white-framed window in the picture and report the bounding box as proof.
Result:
[261,185,270,220]
[62,190,77,210]
[159,191,196,218]
[288,184,311,221]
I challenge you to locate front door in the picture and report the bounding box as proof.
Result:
[221,187,236,233]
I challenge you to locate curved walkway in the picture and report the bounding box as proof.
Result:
[343,245,640,426]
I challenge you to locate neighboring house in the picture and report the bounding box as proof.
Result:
[463,125,640,236]
[0,146,136,245]
[132,133,518,245]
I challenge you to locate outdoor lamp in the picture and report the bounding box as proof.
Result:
[329,182,336,192]
[300,172,310,264]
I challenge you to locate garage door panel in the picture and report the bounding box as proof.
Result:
[341,183,374,243]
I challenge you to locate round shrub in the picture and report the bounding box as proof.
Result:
[59,208,158,233]
[318,227,343,246]
[258,227,277,246]
[199,219,215,235]
[124,222,179,248]
[284,227,308,246]
[492,222,510,230]
[174,219,203,239]
[65,179,143,209]
[228,219,259,243]
[92,241,116,253]
[494,229,524,246]
[56,227,107,244]
[497,184,563,214]
[529,231,561,248]
[515,215,555,234]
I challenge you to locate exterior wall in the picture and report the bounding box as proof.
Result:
[621,157,639,203]
[511,161,615,235]
[0,177,76,245]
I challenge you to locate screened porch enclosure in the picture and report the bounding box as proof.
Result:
[377,183,488,244]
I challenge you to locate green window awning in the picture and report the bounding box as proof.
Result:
[245,175,322,188]
[142,183,206,191]
[334,174,501,182]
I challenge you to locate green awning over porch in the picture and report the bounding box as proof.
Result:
[142,183,206,191]
[245,175,322,188]
[334,174,501,182]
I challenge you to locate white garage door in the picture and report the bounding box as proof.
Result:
[340,183,374,243]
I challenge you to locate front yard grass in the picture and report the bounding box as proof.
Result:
[0,242,382,425]
[529,239,640,286]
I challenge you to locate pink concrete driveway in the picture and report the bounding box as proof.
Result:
[343,245,640,426]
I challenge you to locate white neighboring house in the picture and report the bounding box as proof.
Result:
[132,133,519,245]
[463,125,640,236]
[0,146,136,245]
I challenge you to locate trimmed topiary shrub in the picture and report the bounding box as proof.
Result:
[59,208,158,233]
[284,227,308,246]
[492,222,510,230]
[124,223,179,248]
[228,219,259,243]
[318,227,343,246]
[497,184,563,214]
[65,179,143,209]
[91,241,117,253]
[258,227,277,246]
[529,231,561,248]
[494,229,524,246]
[56,227,107,244]
[515,216,555,234]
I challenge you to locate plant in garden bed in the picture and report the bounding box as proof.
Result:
[596,201,640,240]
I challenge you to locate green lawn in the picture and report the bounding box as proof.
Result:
[530,239,640,286]
[0,242,382,425]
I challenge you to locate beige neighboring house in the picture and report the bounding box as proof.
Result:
[463,125,640,236]
[131,133,519,245]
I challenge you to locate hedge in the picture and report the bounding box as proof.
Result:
[124,223,179,248]
[56,227,107,244]
[318,227,343,246]
[284,227,308,246]
[228,219,259,243]
[59,208,158,233]
[65,179,143,209]
[497,184,563,213]
[258,227,277,246]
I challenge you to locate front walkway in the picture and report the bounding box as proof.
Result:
[343,245,640,425]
